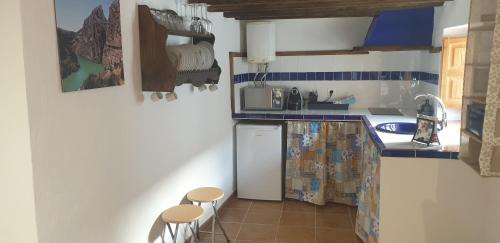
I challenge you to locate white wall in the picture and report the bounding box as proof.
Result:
[236,17,442,112]
[19,0,239,243]
[0,2,39,243]
[380,157,486,243]
[380,157,500,243]
[483,178,500,243]
[433,0,471,46]
[241,18,372,51]
[234,52,438,113]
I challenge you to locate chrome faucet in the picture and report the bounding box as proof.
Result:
[414,94,448,129]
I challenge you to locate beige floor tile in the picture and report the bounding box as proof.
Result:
[283,200,316,213]
[316,228,356,243]
[216,197,362,243]
[355,235,364,243]
[316,203,351,214]
[250,201,283,212]
[276,226,315,243]
[244,210,281,225]
[200,222,241,240]
[197,233,231,243]
[235,241,274,243]
[317,213,353,229]
[226,198,253,210]
[349,207,357,225]
[236,224,278,242]
[279,212,315,227]
[219,208,248,223]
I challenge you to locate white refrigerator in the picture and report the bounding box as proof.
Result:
[236,123,283,201]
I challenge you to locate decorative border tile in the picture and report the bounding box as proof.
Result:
[324,115,345,121]
[382,149,417,157]
[416,150,454,159]
[232,112,458,160]
[233,71,439,85]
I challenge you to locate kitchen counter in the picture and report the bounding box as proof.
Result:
[233,109,460,159]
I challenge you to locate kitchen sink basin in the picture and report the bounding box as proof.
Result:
[375,122,444,135]
[375,122,417,135]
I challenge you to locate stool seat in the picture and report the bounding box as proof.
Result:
[187,187,224,203]
[161,205,204,224]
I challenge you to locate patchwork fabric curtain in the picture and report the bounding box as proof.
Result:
[285,121,381,242]
[356,125,381,243]
[285,121,363,206]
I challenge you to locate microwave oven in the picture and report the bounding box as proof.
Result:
[242,86,284,110]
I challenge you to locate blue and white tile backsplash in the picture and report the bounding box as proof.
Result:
[233,71,439,85]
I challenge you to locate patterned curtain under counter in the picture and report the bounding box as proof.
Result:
[355,125,381,243]
[285,121,380,243]
[285,121,363,206]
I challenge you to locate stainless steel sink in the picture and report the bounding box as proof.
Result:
[376,122,443,135]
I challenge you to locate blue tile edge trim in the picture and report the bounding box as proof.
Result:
[232,112,459,160]
[233,71,439,85]
[361,116,386,151]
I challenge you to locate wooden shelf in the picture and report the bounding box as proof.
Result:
[229,49,369,58]
[276,50,369,56]
[459,154,482,173]
[466,63,490,68]
[461,129,483,143]
[481,14,496,22]
[469,22,495,31]
[138,5,221,92]
[166,29,212,38]
[175,68,221,86]
[463,96,487,104]
[353,45,442,53]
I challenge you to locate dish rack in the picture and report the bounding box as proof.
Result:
[138,5,221,92]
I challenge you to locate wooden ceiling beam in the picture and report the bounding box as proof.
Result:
[189,0,450,5]
[223,2,443,19]
[232,11,381,20]
[208,1,446,12]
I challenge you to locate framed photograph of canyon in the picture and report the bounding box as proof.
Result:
[54,0,124,92]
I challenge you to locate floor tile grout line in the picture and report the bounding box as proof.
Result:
[347,207,353,241]
[348,207,359,242]
[234,199,252,242]
[314,204,317,243]
[273,200,285,243]
[348,208,355,228]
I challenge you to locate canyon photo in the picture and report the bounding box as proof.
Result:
[55,0,123,92]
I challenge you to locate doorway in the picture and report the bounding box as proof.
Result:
[440,37,467,109]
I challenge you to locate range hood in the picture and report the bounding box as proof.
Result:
[361,8,435,50]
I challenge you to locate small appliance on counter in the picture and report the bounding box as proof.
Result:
[286,87,303,110]
[242,86,284,110]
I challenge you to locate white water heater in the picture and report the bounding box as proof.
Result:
[246,22,276,64]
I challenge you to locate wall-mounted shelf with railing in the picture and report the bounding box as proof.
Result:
[138,5,221,93]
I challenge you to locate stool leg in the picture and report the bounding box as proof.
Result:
[211,208,216,243]
[188,223,199,243]
[195,202,201,240]
[161,224,166,243]
[166,223,179,243]
[212,201,230,243]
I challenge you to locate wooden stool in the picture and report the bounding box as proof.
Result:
[161,204,203,243]
[187,187,229,243]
